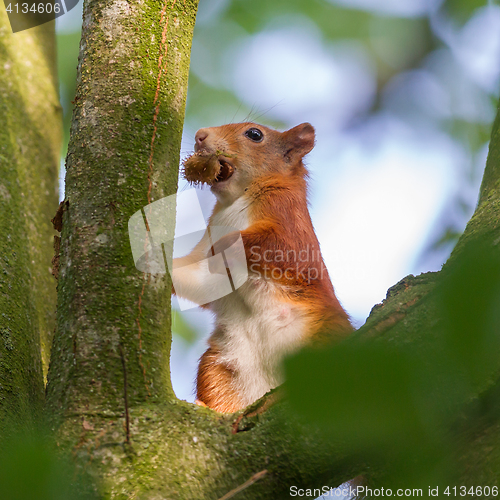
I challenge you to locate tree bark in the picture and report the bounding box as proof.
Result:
[46,0,198,423]
[0,11,60,435]
[47,0,500,491]
[43,0,364,497]
[2,0,499,496]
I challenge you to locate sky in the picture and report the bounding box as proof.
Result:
[56,1,500,404]
[172,2,500,403]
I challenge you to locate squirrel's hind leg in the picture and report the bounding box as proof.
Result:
[197,345,244,413]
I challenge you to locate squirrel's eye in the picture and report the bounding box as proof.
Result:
[244,127,264,142]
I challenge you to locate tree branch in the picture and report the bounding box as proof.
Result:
[44,0,500,495]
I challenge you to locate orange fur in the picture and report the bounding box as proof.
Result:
[175,122,352,412]
[196,343,244,413]
[242,174,351,338]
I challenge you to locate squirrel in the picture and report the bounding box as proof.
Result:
[172,122,352,413]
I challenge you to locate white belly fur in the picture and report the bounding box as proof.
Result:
[210,196,306,406]
[172,197,250,304]
[210,196,250,231]
[211,279,307,407]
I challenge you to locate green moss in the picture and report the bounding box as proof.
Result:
[52,399,358,499]
[39,0,500,495]
[0,12,60,433]
[46,0,199,421]
[358,272,437,341]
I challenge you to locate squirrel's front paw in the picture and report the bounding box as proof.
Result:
[207,231,241,274]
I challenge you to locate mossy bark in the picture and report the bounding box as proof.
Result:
[41,0,363,497]
[45,0,201,417]
[352,103,500,489]
[0,12,60,434]
[35,0,500,496]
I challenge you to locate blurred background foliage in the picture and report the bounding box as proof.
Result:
[285,238,500,490]
[55,0,500,397]
[53,1,500,490]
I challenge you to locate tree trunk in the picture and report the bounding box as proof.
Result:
[0,11,60,435]
[47,0,500,492]
[43,0,363,497]
[2,0,500,496]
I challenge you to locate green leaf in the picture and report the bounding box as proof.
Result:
[441,0,491,26]
[438,240,500,389]
[56,31,82,153]
[171,309,198,344]
[285,342,441,449]
[0,434,96,500]
[222,0,373,40]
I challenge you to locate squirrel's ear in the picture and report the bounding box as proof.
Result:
[282,123,315,162]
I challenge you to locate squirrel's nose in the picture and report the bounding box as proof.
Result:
[195,129,209,151]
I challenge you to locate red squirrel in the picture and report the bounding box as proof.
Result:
[173,122,352,412]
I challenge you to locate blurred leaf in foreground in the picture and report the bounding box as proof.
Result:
[0,433,96,500]
[439,239,500,389]
[285,342,442,448]
[285,238,500,485]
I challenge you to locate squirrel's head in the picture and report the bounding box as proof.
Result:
[182,122,315,204]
